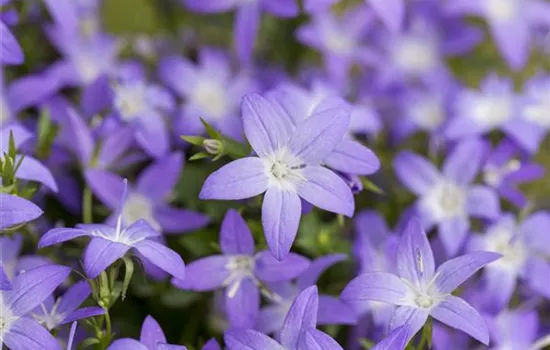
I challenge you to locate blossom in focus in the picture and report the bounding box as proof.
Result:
[0,264,70,350]
[394,138,500,255]
[38,179,186,279]
[341,219,501,346]
[225,285,345,350]
[200,93,356,259]
[173,209,310,329]
[0,193,43,230]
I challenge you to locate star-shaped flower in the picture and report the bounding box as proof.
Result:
[341,219,501,346]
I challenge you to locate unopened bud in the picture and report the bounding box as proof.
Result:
[203,139,223,155]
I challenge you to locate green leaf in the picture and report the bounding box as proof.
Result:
[200,118,221,139]
[189,152,210,161]
[222,136,250,159]
[36,109,59,159]
[181,135,206,146]
[361,177,385,195]
[358,338,374,349]
[121,256,135,301]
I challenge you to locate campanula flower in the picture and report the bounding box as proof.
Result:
[0,264,70,350]
[468,212,550,311]
[200,93,355,259]
[85,152,210,234]
[0,20,23,65]
[342,219,501,346]
[394,138,500,255]
[173,209,309,329]
[0,234,51,281]
[0,193,43,230]
[225,286,344,350]
[38,179,186,280]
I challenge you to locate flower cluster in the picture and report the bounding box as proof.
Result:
[1,0,549,349]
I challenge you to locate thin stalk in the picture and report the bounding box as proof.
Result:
[83,186,93,224]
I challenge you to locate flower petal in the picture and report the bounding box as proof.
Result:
[367,0,404,32]
[317,295,358,325]
[85,169,125,209]
[172,256,229,291]
[296,253,347,290]
[261,188,302,260]
[3,317,61,350]
[466,185,500,219]
[437,217,470,256]
[301,328,344,350]
[108,339,148,350]
[280,286,319,349]
[242,93,293,157]
[220,209,255,255]
[134,240,186,280]
[0,193,43,230]
[224,329,285,350]
[225,278,260,329]
[430,295,490,345]
[55,280,92,316]
[199,157,269,200]
[7,264,70,316]
[521,211,550,256]
[341,272,408,309]
[140,315,167,348]
[393,151,440,195]
[489,19,530,71]
[254,251,310,283]
[62,307,105,324]
[297,165,354,217]
[388,306,428,345]
[396,219,435,285]
[371,325,410,350]
[0,21,24,65]
[324,139,380,175]
[137,152,183,202]
[287,107,350,165]
[235,3,260,65]
[84,237,130,278]
[434,251,501,294]
[15,156,58,192]
[38,228,90,248]
[442,138,486,185]
[134,111,169,158]
[154,206,211,234]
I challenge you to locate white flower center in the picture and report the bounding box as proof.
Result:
[414,294,435,309]
[401,278,440,310]
[422,180,466,221]
[487,229,526,272]
[114,83,148,121]
[0,295,16,341]
[409,96,445,130]
[32,301,65,331]
[191,79,230,119]
[324,29,355,55]
[523,85,550,128]
[393,36,438,75]
[485,0,520,23]
[471,95,513,128]
[122,193,160,231]
[224,255,256,298]
[73,54,102,84]
[483,159,521,187]
[263,149,306,192]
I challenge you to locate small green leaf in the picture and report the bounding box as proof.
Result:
[189,152,210,161]
[361,177,385,195]
[358,338,374,349]
[121,256,135,301]
[200,118,221,139]
[181,135,206,146]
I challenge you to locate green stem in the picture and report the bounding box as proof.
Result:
[83,186,93,224]
[417,317,433,350]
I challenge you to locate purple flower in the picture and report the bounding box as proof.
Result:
[0,193,43,230]
[0,264,70,350]
[85,152,210,234]
[482,139,545,208]
[38,179,186,279]
[182,0,298,64]
[0,234,51,281]
[371,325,409,350]
[267,82,380,176]
[341,219,501,346]
[519,74,550,149]
[225,286,344,350]
[0,20,23,65]
[107,315,186,350]
[468,212,550,310]
[173,209,310,329]
[394,138,500,255]
[31,281,104,331]
[296,6,378,84]
[446,0,550,70]
[111,67,175,158]
[366,0,404,32]
[257,254,356,335]
[200,93,355,259]
[1,125,58,193]
[159,48,256,141]
[489,309,540,349]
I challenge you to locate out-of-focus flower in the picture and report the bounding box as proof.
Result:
[520,74,550,150]
[173,210,310,329]
[31,281,104,331]
[468,212,550,310]
[107,315,187,350]
[85,152,209,234]
[0,234,51,281]
[482,139,545,208]
[0,264,70,350]
[342,219,500,346]
[446,0,550,70]
[394,138,500,255]
[365,0,404,32]
[0,20,23,65]
[200,93,355,259]
[488,309,540,349]
[296,5,378,85]
[182,0,298,64]
[159,48,256,141]
[258,254,356,335]
[38,179,186,280]
[225,286,345,350]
